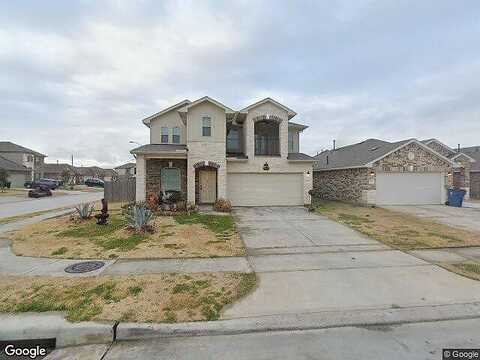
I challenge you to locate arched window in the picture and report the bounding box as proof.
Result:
[255,120,280,155]
[161,168,180,191]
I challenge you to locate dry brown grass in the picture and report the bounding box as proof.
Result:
[315,200,480,250]
[10,209,245,259]
[439,262,480,281]
[0,272,256,323]
[0,188,29,197]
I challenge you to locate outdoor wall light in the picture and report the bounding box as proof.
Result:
[369,169,375,176]
[263,162,270,171]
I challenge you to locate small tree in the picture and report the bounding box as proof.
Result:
[60,168,71,186]
[0,168,8,192]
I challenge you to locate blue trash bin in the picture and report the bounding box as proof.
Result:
[447,188,466,207]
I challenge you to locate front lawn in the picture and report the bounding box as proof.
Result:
[313,200,480,250]
[0,272,256,323]
[10,208,245,259]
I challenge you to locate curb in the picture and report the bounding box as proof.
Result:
[0,313,114,348]
[116,301,480,341]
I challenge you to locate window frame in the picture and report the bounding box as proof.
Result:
[161,127,169,143]
[172,127,180,144]
[202,116,212,137]
[161,167,181,192]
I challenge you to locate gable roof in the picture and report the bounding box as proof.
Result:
[0,155,29,172]
[288,121,308,130]
[240,98,297,119]
[178,96,235,113]
[114,162,136,169]
[460,145,480,171]
[421,139,457,156]
[142,99,191,127]
[287,152,314,161]
[314,138,453,171]
[38,163,74,174]
[0,141,46,157]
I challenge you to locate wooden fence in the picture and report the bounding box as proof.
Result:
[104,177,136,203]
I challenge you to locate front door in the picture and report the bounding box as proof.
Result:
[199,170,216,203]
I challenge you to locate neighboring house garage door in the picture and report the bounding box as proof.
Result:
[227,173,304,206]
[376,172,444,205]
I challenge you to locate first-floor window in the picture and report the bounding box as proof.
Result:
[161,168,181,191]
[161,127,169,143]
[172,127,180,143]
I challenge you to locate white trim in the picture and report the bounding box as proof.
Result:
[179,96,235,113]
[365,139,455,167]
[450,152,476,162]
[240,97,297,119]
[142,99,191,127]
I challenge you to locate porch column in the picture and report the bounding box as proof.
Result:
[217,165,227,199]
[135,155,146,202]
[187,163,196,204]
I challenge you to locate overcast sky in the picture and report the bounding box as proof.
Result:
[2,0,479,168]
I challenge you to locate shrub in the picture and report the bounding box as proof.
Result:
[125,202,154,233]
[214,198,232,213]
[75,203,94,219]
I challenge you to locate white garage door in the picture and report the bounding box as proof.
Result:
[227,173,304,206]
[376,172,444,205]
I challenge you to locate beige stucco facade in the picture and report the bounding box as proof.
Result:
[133,97,313,205]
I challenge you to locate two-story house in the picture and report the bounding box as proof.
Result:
[0,141,46,181]
[131,97,314,206]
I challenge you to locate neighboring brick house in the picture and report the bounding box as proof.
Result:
[313,138,454,205]
[0,155,29,188]
[131,96,314,206]
[422,139,478,199]
[0,141,46,181]
[37,163,76,183]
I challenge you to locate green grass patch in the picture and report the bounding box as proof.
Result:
[337,213,374,226]
[128,285,143,296]
[56,215,125,238]
[97,234,146,251]
[172,280,211,295]
[174,213,235,236]
[51,247,68,256]
[456,262,480,274]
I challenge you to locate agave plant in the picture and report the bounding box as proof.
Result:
[75,202,94,219]
[125,202,154,232]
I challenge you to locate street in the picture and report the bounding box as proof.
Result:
[0,191,103,219]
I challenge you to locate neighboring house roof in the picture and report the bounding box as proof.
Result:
[142,99,191,127]
[288,121,308,130]
[240,98,297,119]
[287,153,314,161]
[130,144,187,155]
[115,162,137,169]
[0,155,29,172]
[0,141,46,157]
[460,146,480,172]
[73,166,105,176]
[421,139,457,157]
[103,169,117,177]
[313,138,453,171]
[38,163,74,174]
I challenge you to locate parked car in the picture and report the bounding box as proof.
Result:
[85,178,104,188]
[28,185,52,198]
[25,179,59,190]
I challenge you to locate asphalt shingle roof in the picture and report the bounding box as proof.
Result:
[130,144,187,155]
[313,138,411,170]
[287,152,314,161]
[0,141,46,157]
[461,146,480,172]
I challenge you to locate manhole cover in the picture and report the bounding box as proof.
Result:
[64,261,105,273]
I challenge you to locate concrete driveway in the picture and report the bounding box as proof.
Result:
[223,207,480,319]
[383,204,480,233]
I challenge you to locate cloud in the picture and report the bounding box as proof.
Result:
[1,0,480,167]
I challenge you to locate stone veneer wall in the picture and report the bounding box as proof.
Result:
[425,141,454,158]
[470,172,480,199]
[373,142,451,172]
[145,159,187,200]
[312,168,372,203]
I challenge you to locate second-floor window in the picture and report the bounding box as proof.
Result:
[172,127,180,144]
[161,127,169,143]
[202,117,212,137]
[255,120,280,156]
[227,127,242,154]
